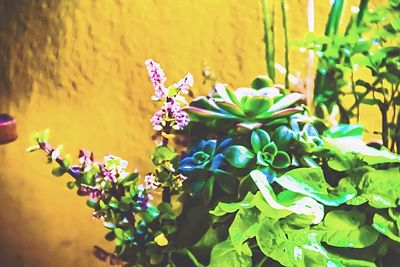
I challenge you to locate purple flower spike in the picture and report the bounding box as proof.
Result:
[175,73,194,94]
[145,59,167,100]
[151,98,190,131]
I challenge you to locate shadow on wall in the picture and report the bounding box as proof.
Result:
[0,0,63,112]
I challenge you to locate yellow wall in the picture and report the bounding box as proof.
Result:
[0,1,384,266]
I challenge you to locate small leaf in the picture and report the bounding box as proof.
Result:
[51,166,66,177]
[26,144,40,152]
[271,151,291,169]
[154,233,169,246]
[224,145,254,168]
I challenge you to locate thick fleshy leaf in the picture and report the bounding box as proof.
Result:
[224,145,254,168]
[303,123,319,137]
[185,106,234,120]
[200,176,214,205]
[262,142,278,157]
[186,140,206,157]
[187,177,206,196]
[271,126,297,150]
[268,93,304,113]
[250,170,324,224]
[251,130,262,152]
[251,75,274,89]
[217,137,233,152]
[257,152,270,167]
[256,107,303,120]
[190,96,223,112]
[215,85,240,105]
[271,151,291,169]
[241,96,273,117]
[215,101,246,117]
[275,168,357,206]
[214,169,238,194]
[321,210,379,248]
[203,140,217,156]
[253,129,271,149]
[210,153,225,171]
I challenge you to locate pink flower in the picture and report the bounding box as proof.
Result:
[175,73,194,94]
[151,98,190,131]
[145,59,167,100]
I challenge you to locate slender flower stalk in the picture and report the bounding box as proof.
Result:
[145,59,193,203]
[281,0,289,89]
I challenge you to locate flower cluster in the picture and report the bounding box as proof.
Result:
[146,59,192,131]
[151,98,190,130]
[145,59,167,100]
[144,172,187,192]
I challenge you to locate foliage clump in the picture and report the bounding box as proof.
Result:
[29,59,400,267]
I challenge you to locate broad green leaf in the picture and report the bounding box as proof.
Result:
[224,145,254,168]
[151,146,178,165]
[323,137,400,165]
[321,210,379,248]
[208,239,252,267]
[372,213,400,243]
[275,168,356,206]
[358,168,400,208]
[250,170,324,224]
[256,220,343,267]
[229,208,259,253]
[210,192,255,216]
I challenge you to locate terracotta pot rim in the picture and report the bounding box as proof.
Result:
[0,113,16,126]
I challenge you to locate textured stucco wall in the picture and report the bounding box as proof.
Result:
[0,0,383,266]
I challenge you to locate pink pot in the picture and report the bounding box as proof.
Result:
[0,113,17,145]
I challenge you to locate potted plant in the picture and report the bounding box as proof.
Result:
[0,113,17,145]
[28,59,400,266]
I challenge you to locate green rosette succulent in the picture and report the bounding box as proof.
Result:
[186,82,304,126]
[222,128,291,183]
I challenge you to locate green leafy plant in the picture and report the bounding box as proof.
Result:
[29,59,400,266]
[301,0,400,152]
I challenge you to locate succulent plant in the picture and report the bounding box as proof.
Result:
[186,83,304,125]
[179,138,238,203]
[223,128,291,183]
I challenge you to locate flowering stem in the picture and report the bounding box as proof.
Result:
[162,123,172,203]
[38,141,78,179]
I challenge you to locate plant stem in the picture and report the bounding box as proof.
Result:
[162,123,172,203]
[38,142,78,179]
[261,0,275,80]
[281,0,289,89]
[379,103,389,148]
